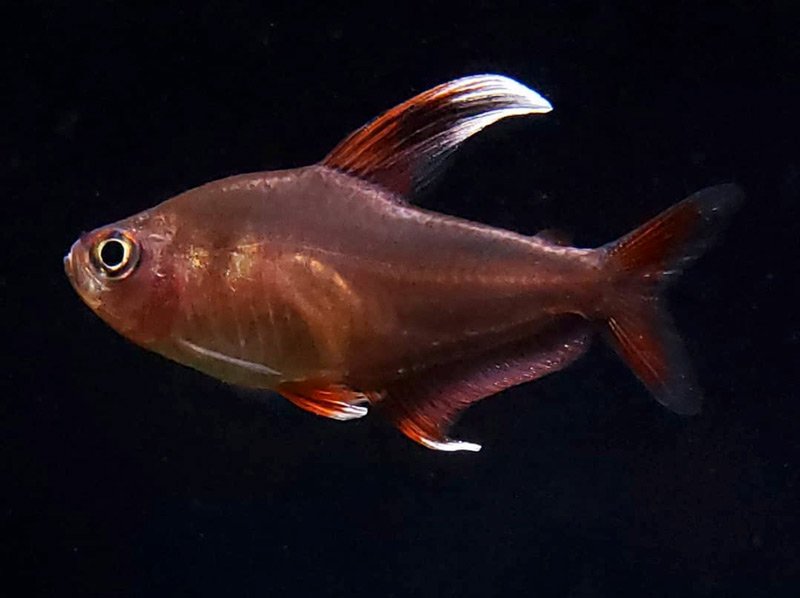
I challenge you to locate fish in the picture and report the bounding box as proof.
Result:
[64,74,743,452]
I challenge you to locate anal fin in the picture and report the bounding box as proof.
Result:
[277,382,372,421]
[380,319,591,451]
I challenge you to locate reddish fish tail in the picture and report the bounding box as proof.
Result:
[600,184,743,414]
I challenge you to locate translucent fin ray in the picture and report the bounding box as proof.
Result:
[380,319,590,451]
[602,183,744,414]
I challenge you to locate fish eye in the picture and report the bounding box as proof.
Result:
[91,230,140,279]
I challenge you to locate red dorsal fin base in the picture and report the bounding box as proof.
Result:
[322,74,552,198]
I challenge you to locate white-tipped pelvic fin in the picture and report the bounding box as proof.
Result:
[325,402,369,421]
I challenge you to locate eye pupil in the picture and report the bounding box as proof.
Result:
[92,231,139,278]
[100,239,125,268]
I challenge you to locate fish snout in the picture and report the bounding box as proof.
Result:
[63,248,73,277]
[63,238,84,280]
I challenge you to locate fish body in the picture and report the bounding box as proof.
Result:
[65,75,742,451]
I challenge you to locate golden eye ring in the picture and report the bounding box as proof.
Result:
[91,230,140,279]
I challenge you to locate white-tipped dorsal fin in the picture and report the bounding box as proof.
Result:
[321,74,552,199]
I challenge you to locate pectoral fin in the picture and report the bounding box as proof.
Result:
[277,381,372,421]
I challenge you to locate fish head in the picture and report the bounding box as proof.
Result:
[64,211,181,348]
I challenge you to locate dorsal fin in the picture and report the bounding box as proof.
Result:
[321,74,552,198]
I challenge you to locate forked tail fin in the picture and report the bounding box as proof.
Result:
[601,184,744,414]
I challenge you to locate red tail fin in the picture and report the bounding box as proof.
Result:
[602,184,743,414]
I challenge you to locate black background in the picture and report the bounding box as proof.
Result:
[4,1,799,596]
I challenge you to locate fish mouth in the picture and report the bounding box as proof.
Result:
[63,239,81,282]
[63,250,73,277]
[63,240,102,310]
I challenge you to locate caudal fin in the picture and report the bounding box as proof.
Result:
[601,184,743,414]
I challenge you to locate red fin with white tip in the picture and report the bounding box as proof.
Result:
[277,382,372,421]
[322,74,552,198]
[380,318,591,452]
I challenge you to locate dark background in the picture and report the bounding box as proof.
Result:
[4,1,799,596]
